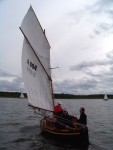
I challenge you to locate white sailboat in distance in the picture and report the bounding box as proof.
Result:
[20,93,24,98]
[20,6,89,144]
[104,94,108,101]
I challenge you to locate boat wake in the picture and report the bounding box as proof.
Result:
[90,142,107,150]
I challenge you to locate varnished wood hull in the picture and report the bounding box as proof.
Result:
[40,118,89,144]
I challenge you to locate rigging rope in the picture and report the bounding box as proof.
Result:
[51,49,63,94]
[34,108,79,127]
[51,71,63,93]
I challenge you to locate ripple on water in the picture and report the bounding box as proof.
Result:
[0,98,113,150]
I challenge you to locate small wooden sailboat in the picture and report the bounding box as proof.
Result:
[104,94,108,101]
[20,6,89,144]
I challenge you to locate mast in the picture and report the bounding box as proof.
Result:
[51,81,55,107]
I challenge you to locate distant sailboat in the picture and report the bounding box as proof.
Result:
[104,94,108,101]
[20,93,24,98]
[20,6,89,144]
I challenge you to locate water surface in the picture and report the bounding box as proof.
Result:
[0,98,113,150]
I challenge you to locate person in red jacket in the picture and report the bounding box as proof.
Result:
[54,101,63,115]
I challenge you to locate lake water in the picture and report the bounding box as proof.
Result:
[0,98,113,150]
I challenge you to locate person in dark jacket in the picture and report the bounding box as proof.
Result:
[78,107,87,125]
[55,109,73,129]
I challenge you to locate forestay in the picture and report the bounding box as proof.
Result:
[20,6,53,111]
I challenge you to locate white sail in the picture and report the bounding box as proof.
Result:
[20,93,24,98]
[21,6,50,76]
[104,94,108,100]
[20,6,53,111]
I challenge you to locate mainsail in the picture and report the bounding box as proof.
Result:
[20,6,54,111]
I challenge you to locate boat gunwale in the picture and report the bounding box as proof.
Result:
[41,127,81,135]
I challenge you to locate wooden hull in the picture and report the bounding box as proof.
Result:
[40,118,89,144]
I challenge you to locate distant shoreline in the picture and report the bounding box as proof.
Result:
[0,91,113,99]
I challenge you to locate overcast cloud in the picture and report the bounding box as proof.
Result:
[0,69,24,92]
[1,0,113,95]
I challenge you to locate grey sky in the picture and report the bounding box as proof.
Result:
[1,0,113,94]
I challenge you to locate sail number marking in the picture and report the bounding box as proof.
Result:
[27,59,37,77]
[27,59,37,71]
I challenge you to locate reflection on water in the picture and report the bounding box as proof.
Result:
[0,98,113,150]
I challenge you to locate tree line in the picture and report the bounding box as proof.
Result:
[0,91,27,98]
[0,91,113,99]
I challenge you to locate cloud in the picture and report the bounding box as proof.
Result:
[93,29,101,35]
[67,9,85,24]
[88,0,113,36]
[0,78,25,92]
[91,0,113,13]
[0,69,25,92]
[106,49,113,59]
[52,49,113,94]
[1,0,113,95]
[70,49,113,71]
[70,50,113,78]
[70,59,111,71]
[57,75,113,94]
[0,69,16,77]
[53,67,113,95]
[68,0,113,38]
[54,78,99,95]
[92,22,113,37]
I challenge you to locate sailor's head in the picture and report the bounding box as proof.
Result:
[63,108,68,115]
[58,101,62,105]
[80,107,85,113]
